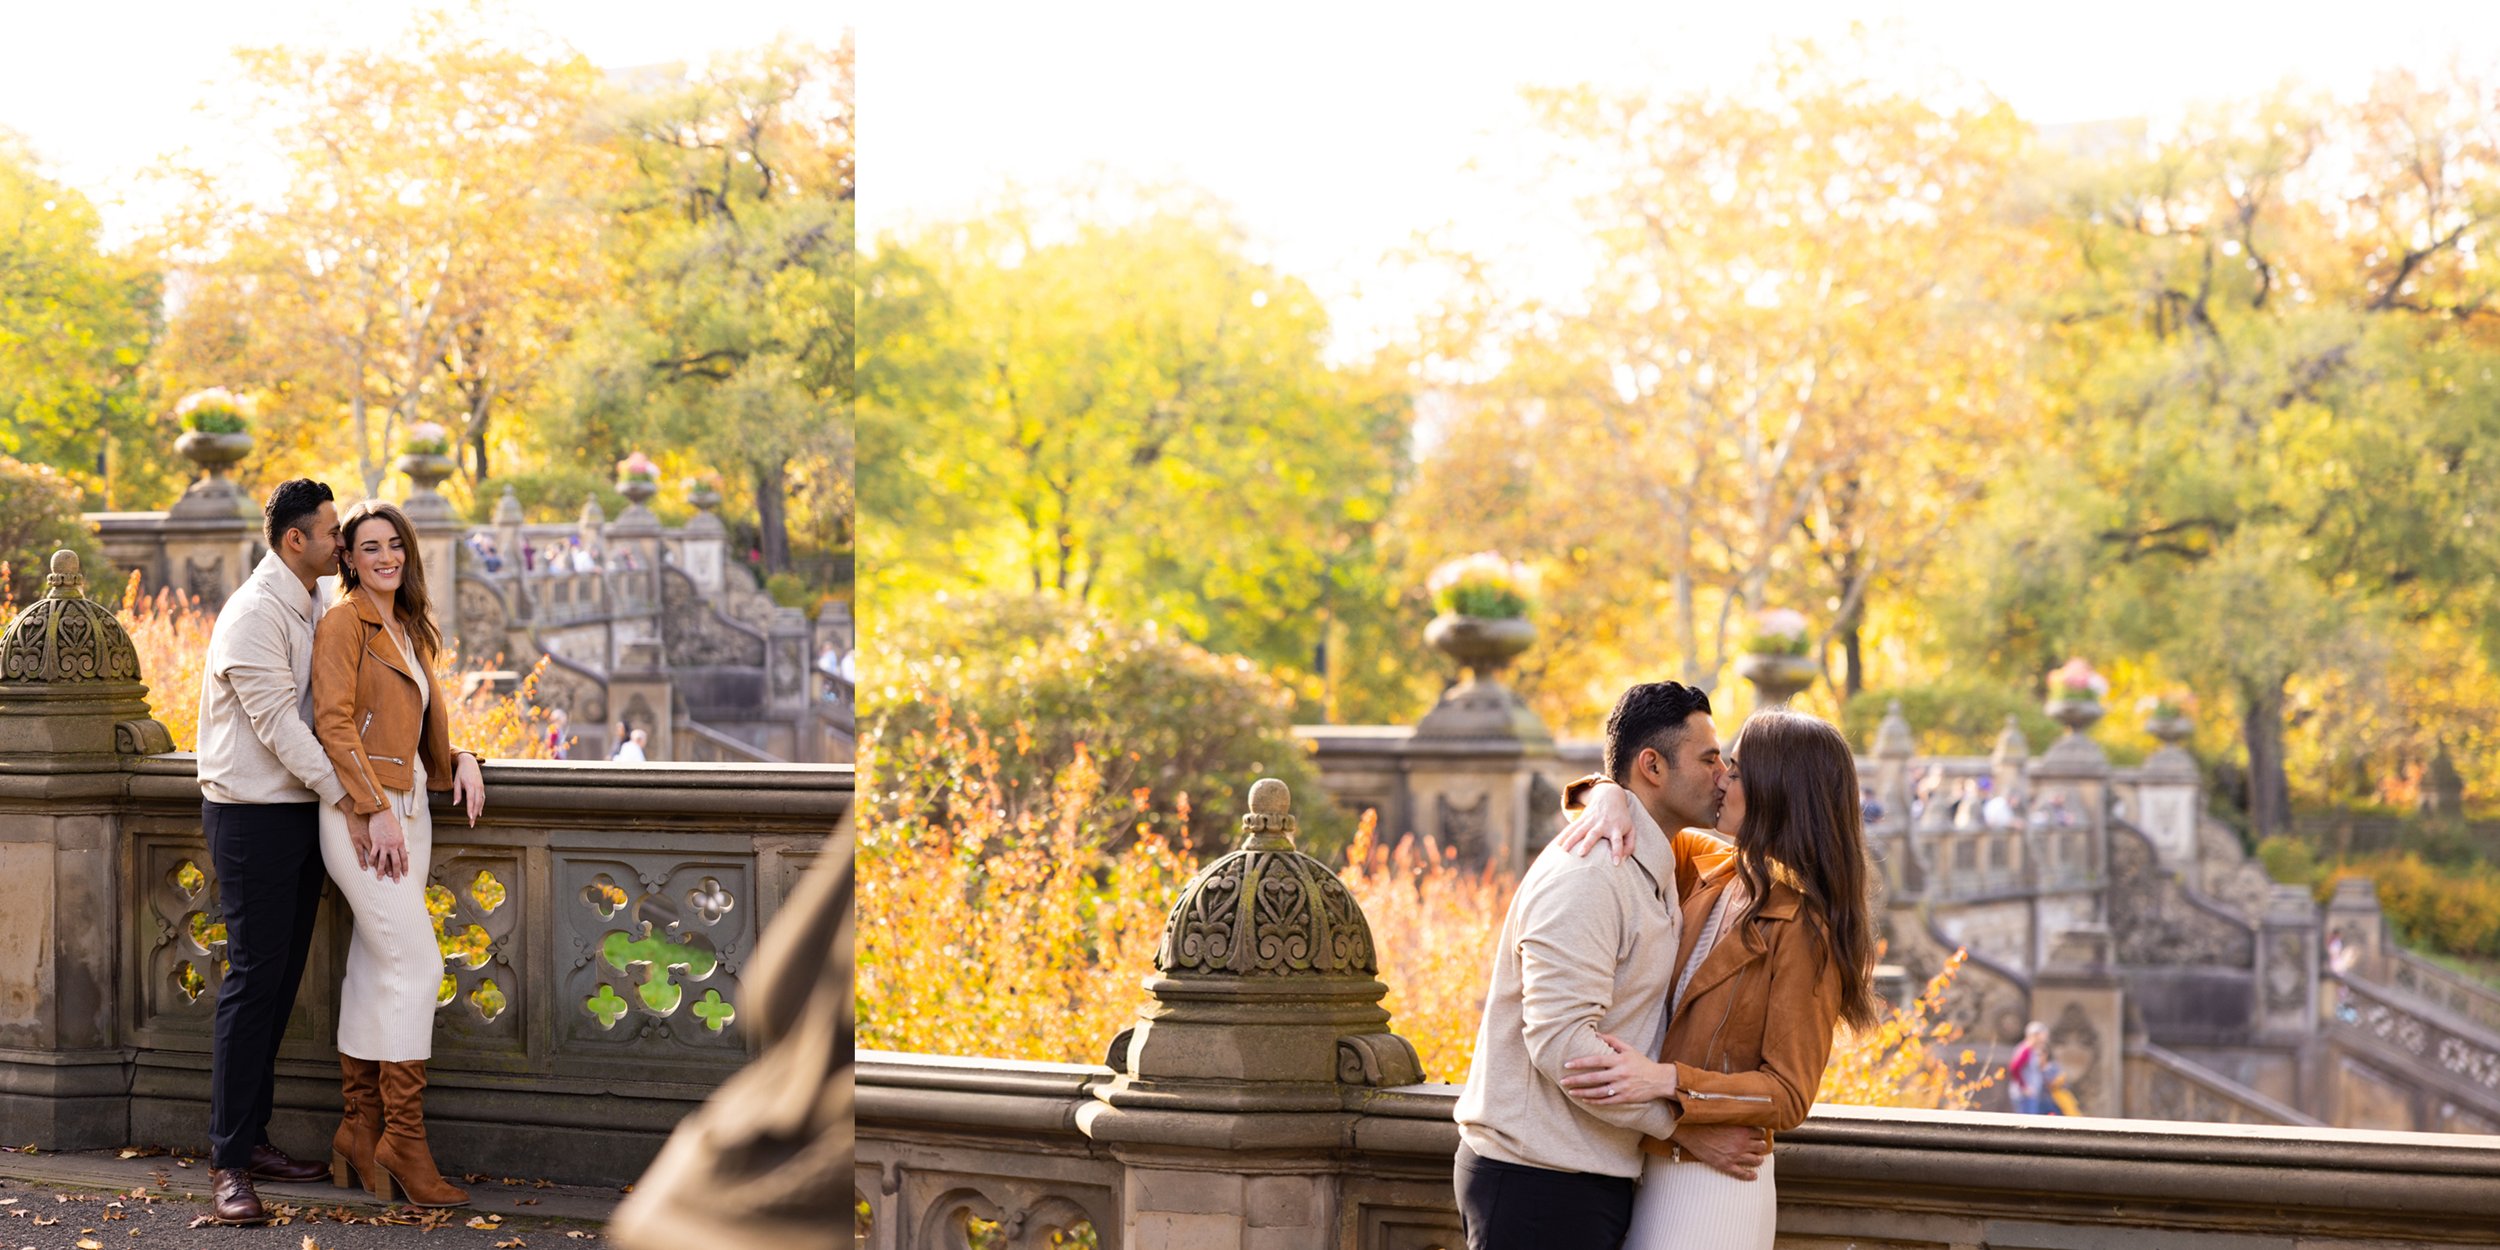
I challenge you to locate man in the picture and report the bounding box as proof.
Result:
[1453,682,1766,1248]
[196,479,361,1224]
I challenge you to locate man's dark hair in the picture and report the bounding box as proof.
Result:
[1603,681,1713,785]
[263,478,334,552]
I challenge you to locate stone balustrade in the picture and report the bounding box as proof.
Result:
[1,752,849,1186]
[856,1050,2500,1248]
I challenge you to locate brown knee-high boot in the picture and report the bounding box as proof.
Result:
[330,1056,384,1194]
[373,1061,468,1208]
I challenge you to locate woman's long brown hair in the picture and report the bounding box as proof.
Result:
[335,500,442,664]
[1727,710,1881,1030]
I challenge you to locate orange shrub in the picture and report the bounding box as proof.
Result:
[1336,816,1514,1084]
[856,696,1195,1062]
[1817,950,1991,1110]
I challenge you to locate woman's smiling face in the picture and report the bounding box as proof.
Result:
[346,515,406,595]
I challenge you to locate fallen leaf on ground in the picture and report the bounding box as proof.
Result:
[494,1239,526,1249]
[30,1217,56,1227]
[300,1236,325,1250]
[517,1198,539,1206]
[564,1233,595,1241]
[468,1214,504,1228]
[75,1238,101,1249]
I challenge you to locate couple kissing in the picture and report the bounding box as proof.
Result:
[1455,681,1880,1250]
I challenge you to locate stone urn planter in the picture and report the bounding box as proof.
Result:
[1416,614,1547,743]
[1735,651,1821,709]
[170,429,258,520]
[393,450,459,523]
[2046,696,2106,737]
[176,430,253,473]
[687,482,722,513]
[618,476,661,508]
[1424,613,1535,677]
[2144,712,2194,749]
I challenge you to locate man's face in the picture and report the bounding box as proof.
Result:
[288,500,342,569]
[1644,711,1726,832]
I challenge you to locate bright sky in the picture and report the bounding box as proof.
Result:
[0,0,854,245]
[864,0,2500,357]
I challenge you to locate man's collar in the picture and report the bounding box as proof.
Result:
[252,552,316,623]
[1628,802,1676,898]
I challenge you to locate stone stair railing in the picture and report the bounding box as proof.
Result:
[2326,972,2500,1130]
[2383,948,2500,1040]
[2123,1041,2322,1127]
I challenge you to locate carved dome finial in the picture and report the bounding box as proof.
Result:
[2,548,142,687]
[1155,778,1374,977]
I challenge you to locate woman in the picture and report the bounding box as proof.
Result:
[1556,710,1880,1250]
[310,500,486,1209]
[2007,1021,2060,1115]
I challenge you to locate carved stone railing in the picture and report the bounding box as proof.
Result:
[13,754,850,1186]
[2123,1041,2321,1127]
[2326,972,2500,1131]
[2385,948,2500,1040]
[858,1051,2500,1248]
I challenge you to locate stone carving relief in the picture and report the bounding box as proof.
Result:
[532,656,609,725]
[0,581,141,684]
[456,580,509,654]
[562,852,751,1054]
[1527,772,1564,852]
[2195,818,2277,924]
[1436,792,1491,862]
[662,567,766,668]
[1882,907,2029,1046]
[2051,1001,2104,1111]
[2338,981,2500,1100]
[183,555,228,612]
[2265,931,2310,1017]
[2107,827,2255,969]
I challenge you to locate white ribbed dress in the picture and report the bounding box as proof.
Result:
[316,629,443,1061]
[1624,880,1779,1250]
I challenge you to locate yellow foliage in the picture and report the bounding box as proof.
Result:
[1816,950,1991,1111]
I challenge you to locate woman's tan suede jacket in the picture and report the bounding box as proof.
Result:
[311,588,464,815]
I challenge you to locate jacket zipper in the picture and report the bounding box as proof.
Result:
[1680,1091,1773,1104]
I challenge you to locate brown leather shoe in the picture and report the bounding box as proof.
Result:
[373,1060,468,1208]
[246,1142,330,1184]
[209,1168,268,1224]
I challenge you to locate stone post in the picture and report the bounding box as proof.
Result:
[2323,877,2387,981]
[2028,700,2113,970]
[396,452,462,655]
[2128,709,2203,873]
[2031,926,2126,1118]
[1990,715,2029,804]
[2255,884,2321,1041]
[675,489,729,599]
[1870,700,1925,899]
[1407,616,1560,870]
[600,481,671,759]
[1082,780,1423,1250]
[0,551,173,1146]
[160,430,266,613]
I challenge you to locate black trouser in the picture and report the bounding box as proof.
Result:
[1454,1143,1637,1250]
[204,800,328,1170]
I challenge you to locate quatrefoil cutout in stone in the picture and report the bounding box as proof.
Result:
[686,877,735,925]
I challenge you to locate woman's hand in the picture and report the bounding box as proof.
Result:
[449,752,486,827]
[367,806,410,882]
[1552,781,1638,862]
[1559,1031,1679,1105]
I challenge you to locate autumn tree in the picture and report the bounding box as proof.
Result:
[1404,45,2035,722]
[861,191,1410,712]
[153,10,616,500]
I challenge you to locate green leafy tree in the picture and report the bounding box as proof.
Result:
[861,192,1409,714]
[554,38,854,580]
[0,138,166,509]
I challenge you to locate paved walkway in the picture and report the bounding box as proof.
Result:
[0,1146,617,1249]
